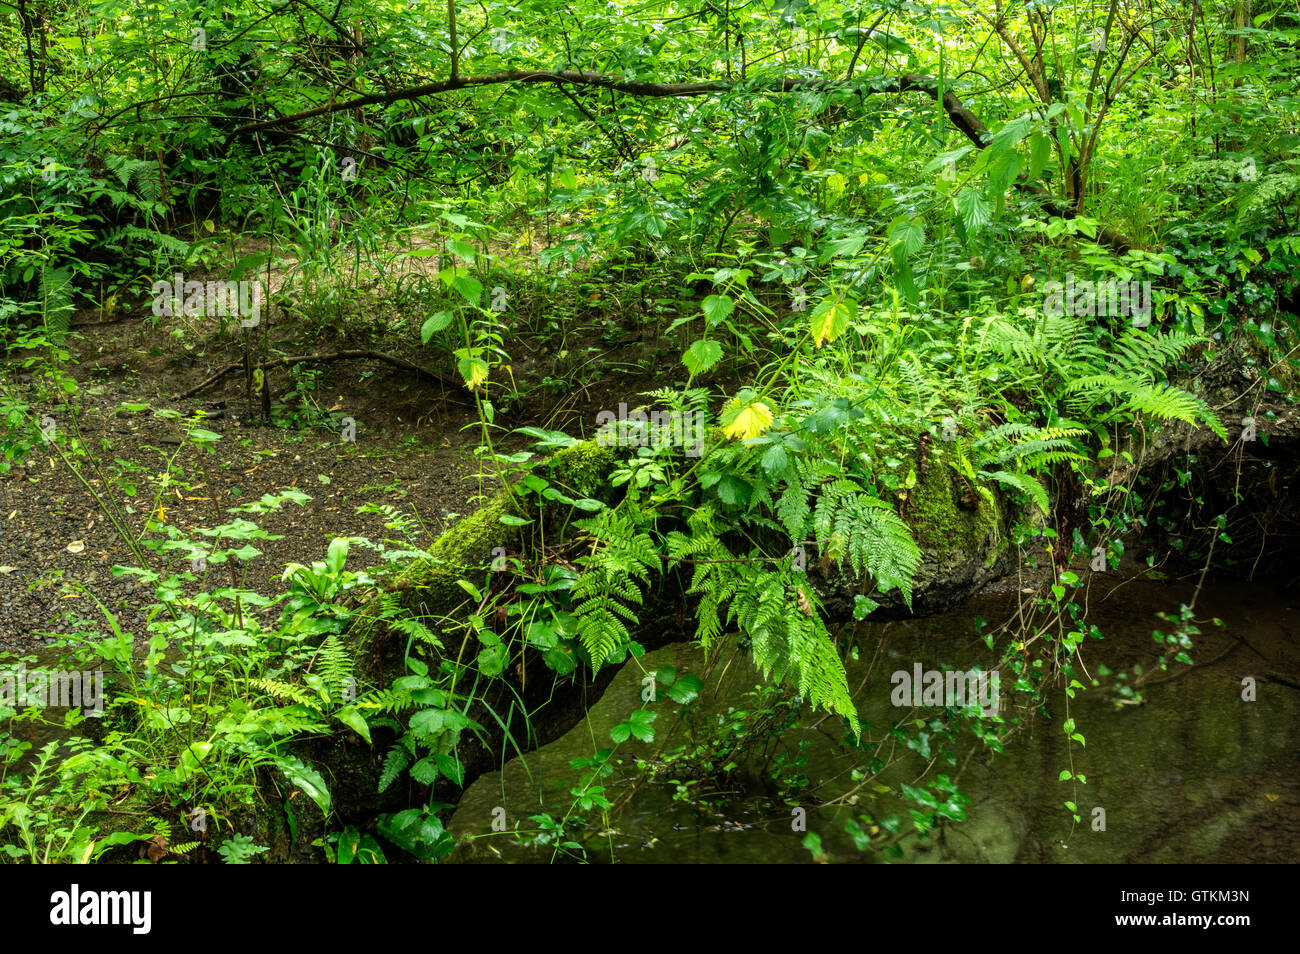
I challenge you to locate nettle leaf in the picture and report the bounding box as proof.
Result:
[420,310,454,342]
[1027,130,1052,181]
[721,391,775,441]
[447,239,477,262]
[683,338,723,376]
[760,442,789,474]
[434,754,465,786]
[453,275,483,305]
[410,708,445,739]
[888,216,926,255]
[410,756,440,785]
[954,190,993,234]
[810,295,856,348]
[458,356,489,389]
[714,474,752,507]
[701,295,735,326]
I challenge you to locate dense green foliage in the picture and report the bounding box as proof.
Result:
[1,0,1297,862]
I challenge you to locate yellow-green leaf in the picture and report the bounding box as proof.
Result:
[721,398,774,442]
[810,296,855,348]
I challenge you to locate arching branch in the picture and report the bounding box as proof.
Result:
[226,68,1132,253]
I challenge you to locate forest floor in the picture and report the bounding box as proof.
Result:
[0,294,692,652]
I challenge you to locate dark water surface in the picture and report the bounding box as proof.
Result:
[449,575,1300,863]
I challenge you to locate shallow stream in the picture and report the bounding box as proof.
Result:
[448,575,1300,863]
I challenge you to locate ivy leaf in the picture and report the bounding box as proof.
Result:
[683,338,723,376]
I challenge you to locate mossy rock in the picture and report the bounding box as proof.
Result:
[348,440,616,656]
[293,440,620,823]
[815,464,1015,619]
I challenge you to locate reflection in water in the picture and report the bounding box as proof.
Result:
[449,576,1300,863]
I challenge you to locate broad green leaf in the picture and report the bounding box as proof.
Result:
[420,311,454,342]
[810,296,855,348]
[275,755,331,814]
[1027,130,1052,181]
[683,338,723,376]
[888,216,926,255]
[701,295,735,326]
[336,707,371,743]
[668,674,702,704]
[955,190,993,234]
[453,275,483,305]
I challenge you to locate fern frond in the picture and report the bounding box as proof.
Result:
[249,678,312,705]
[38,265,74,337]
[979,469,1050,514]
[378,746,411,793]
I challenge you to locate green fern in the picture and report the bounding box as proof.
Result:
[317,635,353,704]
[378,745,412,793]
[979,469,1050,513]
[571,511,661,667]
[248,678,312,705]
[38,264,74,337]
[104,155,162,201]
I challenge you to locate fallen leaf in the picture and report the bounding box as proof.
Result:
[796,589,813,616]
[0,566,15,573]
[66,540,86,554]
[146,835,169,862]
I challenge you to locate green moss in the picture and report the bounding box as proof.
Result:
[907,463,1003,559]
[350,440,617,640]
[536,440,617,498]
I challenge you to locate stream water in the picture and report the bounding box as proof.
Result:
[448,575,1300,864]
